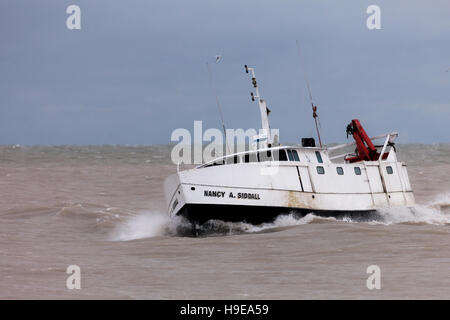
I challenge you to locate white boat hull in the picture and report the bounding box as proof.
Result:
[164,156,415,224]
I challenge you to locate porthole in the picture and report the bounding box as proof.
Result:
[336,167,344,175]
[354,167,361,175]
[386,166,393,174]
[317,166,325,174]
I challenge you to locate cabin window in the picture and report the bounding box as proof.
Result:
[287,149,293,161]
[226,156,240,164]
[244,153,258,163]
[386,166,393,174]
[315,151,323,163]
[292,150,300,161]
[258,150,272,162]
[273,149,288,161]
[336,167,344,175]
[287,149,299,161]
[354,167,361,175]
[316,166,325,174]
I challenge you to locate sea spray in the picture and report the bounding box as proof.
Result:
[110,211,169,241]
[374,193,450,225]
[110,193,450,240]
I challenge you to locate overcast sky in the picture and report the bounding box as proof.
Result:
[0,0,449,145]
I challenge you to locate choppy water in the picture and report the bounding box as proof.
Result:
[0,144,449,299]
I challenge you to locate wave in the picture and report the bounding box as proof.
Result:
[109,193,450,240]
[373,205,450,226]
[109,212,170,241]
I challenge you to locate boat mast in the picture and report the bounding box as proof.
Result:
[245,65,271,145]
[312,105,322,148]
[206,61,231,155]
[296,40,323,148]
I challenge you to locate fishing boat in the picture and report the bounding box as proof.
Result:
[164,65,415,225]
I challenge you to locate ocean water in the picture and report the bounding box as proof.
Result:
[0,144,449,299]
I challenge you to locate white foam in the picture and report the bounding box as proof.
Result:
[373,206,446,225]
[110,193,450,240]
[198,213,321,235]
[374,193,450,226]
[245,213,318,232]
[109,212,170,241]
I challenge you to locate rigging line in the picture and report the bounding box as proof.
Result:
[205,61,231,155]
[295,40,323,147]
[296,40,314,105]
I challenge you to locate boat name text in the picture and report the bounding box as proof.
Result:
[203,190,260,200]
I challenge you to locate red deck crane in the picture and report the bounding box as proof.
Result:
[345,119,389,163]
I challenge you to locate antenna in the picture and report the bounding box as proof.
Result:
[244,65,271,146]
[206,61,231,155]
[296,40,323,148]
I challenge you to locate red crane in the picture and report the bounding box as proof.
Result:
[345,119,388,163]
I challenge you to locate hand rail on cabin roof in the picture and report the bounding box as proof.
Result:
[328,132,398,152]
[195,145,327,168]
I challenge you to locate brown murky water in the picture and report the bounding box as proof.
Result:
[0,144,449,299]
